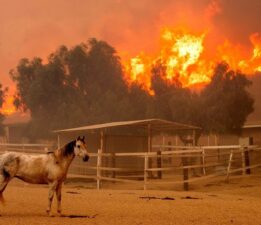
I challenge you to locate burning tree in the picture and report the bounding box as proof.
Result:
[10,37,255,139]
[10,39,133,138]
[123,28,261,94]
[200,62,254,134]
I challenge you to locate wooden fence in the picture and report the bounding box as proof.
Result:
[75,144,261,191]
[0,143,55,153]
[0,143,260,191]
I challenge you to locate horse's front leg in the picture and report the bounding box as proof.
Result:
[46,181,58,216]
[56,182,62,215]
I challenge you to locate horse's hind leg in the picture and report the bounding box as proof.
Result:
[0,172,11,205]
[56,183,62,215]
[0,156,18,205]
[0,181,9,205]
[46,181,58,216]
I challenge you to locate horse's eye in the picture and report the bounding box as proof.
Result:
[77,145,81,148]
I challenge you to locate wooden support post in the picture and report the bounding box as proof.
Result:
[244,147,251,174]
[215,134,220,161]
[147,125,153,178]
[162,135,165,151]
[100,130,105,176]
[144,154,149,190]
[111,152,116,179]
[157,151,162,179]
[97,149,102,190]
[226,150,233,182]
[148,125,152,152]
[201,148,206,176]
[57,135,60,149]
[182,131,194,191]
[168,141,173,164]
[182,154,189,191]
[192,130,196,146]
[100,130,104,152]
[183,130,196,191]
[241,147,246,175]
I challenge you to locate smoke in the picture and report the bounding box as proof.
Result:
[212,0,261,45]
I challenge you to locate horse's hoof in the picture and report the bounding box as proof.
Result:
[46,209,52,217]
[48,212,54,217]
[57,210,62,216]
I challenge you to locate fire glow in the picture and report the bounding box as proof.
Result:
[1,95,16,115]
[1,29,261,115]
[123,28,261,94]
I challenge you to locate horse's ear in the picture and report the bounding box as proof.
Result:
[77,136,80,140]
[82,136,85,141]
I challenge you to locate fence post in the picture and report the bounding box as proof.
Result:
[226,150,233,182]
[111,152,116,179]
[201,148,206,176]
[144,154,149,190]
[181,147,189,191]
[157,151,162,179]
[241,147,246,175]
[97,149,102,190]
[244,146,251,174]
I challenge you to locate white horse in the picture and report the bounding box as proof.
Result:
[0,136,89,216]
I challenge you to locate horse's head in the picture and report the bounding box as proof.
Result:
[74,136,90,162]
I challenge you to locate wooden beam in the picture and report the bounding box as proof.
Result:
[97,149,102,190]
[144,154,149,190]
[147,124,152,152]
[192,129,196,146]
[57,135,60,149]
[100,130,104,153]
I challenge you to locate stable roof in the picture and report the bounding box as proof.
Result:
[243,121,261,129]
[54,118,200,134]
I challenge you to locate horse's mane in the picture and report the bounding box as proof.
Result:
[63,140,76,156]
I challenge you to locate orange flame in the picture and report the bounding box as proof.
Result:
[1,95,16,115]
[123,28,261,94]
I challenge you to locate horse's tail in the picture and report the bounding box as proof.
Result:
[0,173,7,206]
[0,192,5,205]
[0,153,20,206]
[0,163,12,206]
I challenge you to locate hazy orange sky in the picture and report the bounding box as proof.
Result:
[0,0,260,89]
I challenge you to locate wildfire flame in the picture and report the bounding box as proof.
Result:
[1,28,261,115]
[123,28,261,94]
[1,95,16,115]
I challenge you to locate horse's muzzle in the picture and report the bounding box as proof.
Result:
[83,155,89,162]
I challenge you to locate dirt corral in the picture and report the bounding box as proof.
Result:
[0,176,261,225]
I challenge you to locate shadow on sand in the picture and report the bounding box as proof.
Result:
[61,214,98,219]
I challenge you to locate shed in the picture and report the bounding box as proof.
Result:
[54,119,200,183]
[54,118,200,153]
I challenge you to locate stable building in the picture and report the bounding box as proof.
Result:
[54,119,200,179]
[54,119,200,153]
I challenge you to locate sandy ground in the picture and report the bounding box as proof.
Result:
[0,176,261,225]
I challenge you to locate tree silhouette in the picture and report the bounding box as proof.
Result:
[10,40,255,139]
[200,62,254,134]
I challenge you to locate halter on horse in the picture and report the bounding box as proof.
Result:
[0,136,89,216]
